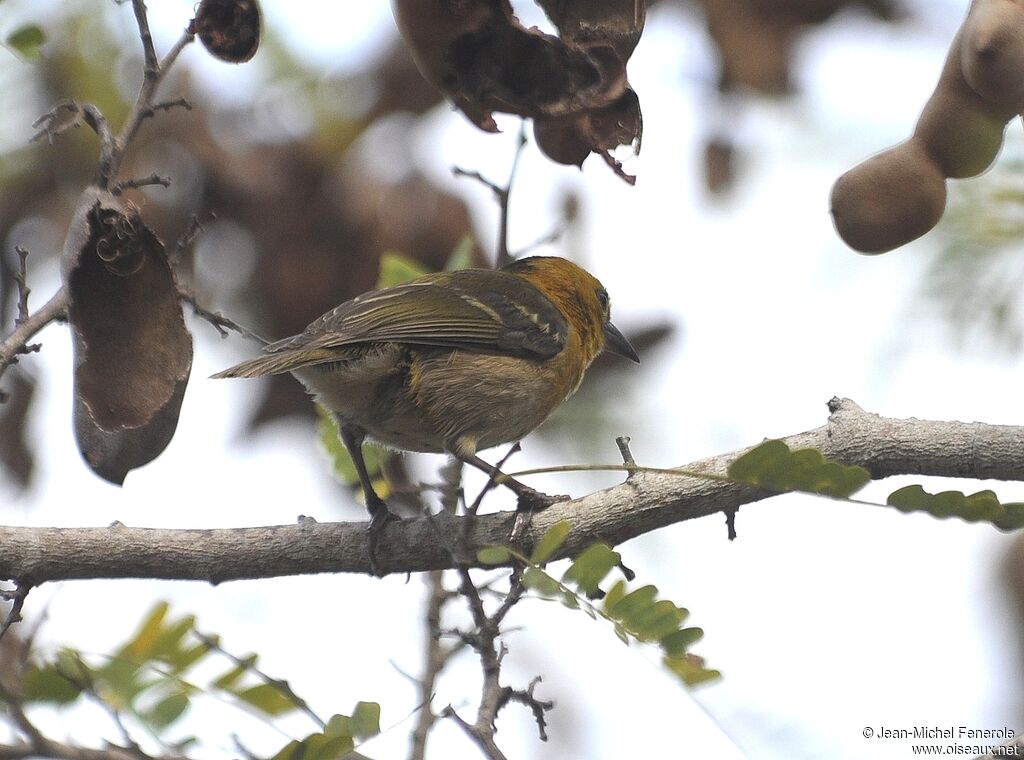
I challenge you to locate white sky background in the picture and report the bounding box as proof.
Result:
[3,0,1024,758]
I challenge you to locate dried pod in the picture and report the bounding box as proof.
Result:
[914,28,1011,179]
[960,0,1024,110]
[830,140,947,254]
[534,88,642,173]
[392,0,625,128]
[193,0,261,63]
[61,187,193,484]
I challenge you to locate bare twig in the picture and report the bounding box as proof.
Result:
[30,100,83,143]
[176,286,266,344]
[0,582,31,644]
[170,213,215,264]
[0,288,68,385]
[467,443,521,517]
[453,123,528,269]
[12,248,30,326]
[498,676,553,741]
[112,173,171,195]
[440,704,507,760]
[107,2,195,181]
[408,457,467,760]
[444,566,540,760]
[81,105,116,184]
[408,571,453,760]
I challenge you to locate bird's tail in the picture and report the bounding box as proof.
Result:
[210,349,337,379]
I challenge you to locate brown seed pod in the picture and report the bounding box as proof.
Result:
[193,0,261,64]
[960,0,1024,110]
[830,140,947,254]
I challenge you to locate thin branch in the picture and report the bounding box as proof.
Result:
[0,288,68,384]
[408,571,453,760]
[498,677,552,742]
[453,124,528,268]
[409,459,464,760]
[30,100,83,144]
[81,105,116,185]
[3,399,1024,580]
[170,213,214,264]
[131,0,160,79]
[107,4,195,181]
[468,444,521,517]
[440,705,507,760]
[11,248,30,326]
[112,173,171,196]
[176,287,266,344]
[0,582,31,644]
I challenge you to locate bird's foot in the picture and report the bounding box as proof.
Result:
[511,490,570,543]
[367,503,401,577]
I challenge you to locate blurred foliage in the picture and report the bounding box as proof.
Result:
[5,24,45,61]
[7,601,380,758]
[478,521,720,687]
[927,156,1024,353]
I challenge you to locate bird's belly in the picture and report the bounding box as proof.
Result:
[292,346,447,454]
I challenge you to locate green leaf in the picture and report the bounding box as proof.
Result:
[728,440,870,498]
[21,665,82,704]
[887,484,1024,530]
[6,24,44,60]
[326,713,353,738]
[233,683,299,716]
[563,543,619,597]
[530,520,572,564]
[274,722,357,760]
[149,615,196,663]
[167,641,210,674]
[628,599,687,642]
[602,579,627,611]
[660,627,702,657]
[522,566,562,597]
[445,234,475,271]
[212,655,257,690]
[121,602,170,660]
[144,689,190,729]
[604,584,658,621]
[664,655,721,686]
[351,701,381,738]
[377,252,429,288]
[477,546,512,565]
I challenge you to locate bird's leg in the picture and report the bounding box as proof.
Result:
[337,418,399,575]
[461,453,570,540]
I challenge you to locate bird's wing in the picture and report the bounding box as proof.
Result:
[265,270,568,360]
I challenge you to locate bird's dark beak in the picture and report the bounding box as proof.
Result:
[603,322,640,363]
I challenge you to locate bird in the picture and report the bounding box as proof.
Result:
[212,255,639,569]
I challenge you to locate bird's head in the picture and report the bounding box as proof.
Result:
[502,256,639,365]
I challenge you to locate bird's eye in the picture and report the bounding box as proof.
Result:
[596,288,610,316]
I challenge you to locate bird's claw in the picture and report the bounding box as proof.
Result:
[510,491,570,542]
[367,505,401,577]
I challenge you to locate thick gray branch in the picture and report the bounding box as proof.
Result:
[2,398,1023,584]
